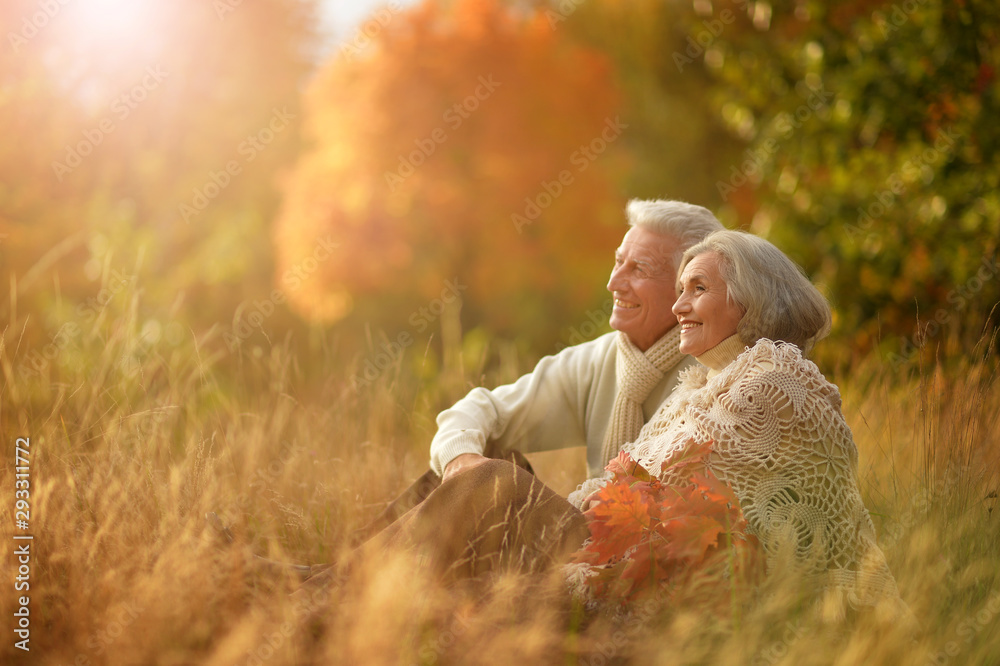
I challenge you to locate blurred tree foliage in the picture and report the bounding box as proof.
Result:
[275,0,628,351]
[662,0,1000,363]
[542,0,750,213]
[283,0,1000,366]
[1,0,318,357]
[3,0,998,382]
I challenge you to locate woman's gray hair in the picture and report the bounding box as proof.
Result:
[626,199,725,265]
[678,230,832,351]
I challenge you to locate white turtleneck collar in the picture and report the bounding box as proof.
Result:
[695,334,747,378]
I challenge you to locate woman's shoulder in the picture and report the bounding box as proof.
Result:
[724,338,841,404]
[732,338,815,372]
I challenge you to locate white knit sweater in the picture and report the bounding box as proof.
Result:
[569,336,907,614]
[429,327,694,478]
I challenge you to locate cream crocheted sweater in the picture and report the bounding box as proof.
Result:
[568,336,906,614]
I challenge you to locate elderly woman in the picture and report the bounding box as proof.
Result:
[569,229,906,617]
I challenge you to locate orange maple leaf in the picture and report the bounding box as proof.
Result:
[580,478,653,563]
[572,443,762,606]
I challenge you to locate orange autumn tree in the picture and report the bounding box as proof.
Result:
[275,0,629,349]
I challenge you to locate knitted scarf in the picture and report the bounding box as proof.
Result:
[600,327,683,467]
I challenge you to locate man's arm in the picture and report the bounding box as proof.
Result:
[429,334,616,477]
[441,453,489,482]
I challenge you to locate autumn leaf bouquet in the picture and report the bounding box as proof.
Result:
[571,440,762,613]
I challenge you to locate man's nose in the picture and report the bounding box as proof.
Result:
[607,265,626,292]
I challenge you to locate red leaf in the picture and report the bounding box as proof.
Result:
[660,438,715,478]
[573,439,763,606]
[606,450,654,483]
[661,514,726,562]
[581,480,654,563]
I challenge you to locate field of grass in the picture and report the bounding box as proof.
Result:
[2,296,999,666]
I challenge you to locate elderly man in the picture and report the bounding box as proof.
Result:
[433,199,724,483]
[358,200,725,539]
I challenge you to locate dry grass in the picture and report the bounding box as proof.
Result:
[2,300,999,666]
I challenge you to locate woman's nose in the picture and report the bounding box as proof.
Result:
[672,293,689,316]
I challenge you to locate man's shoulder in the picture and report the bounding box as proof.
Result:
[528,331,618,376]
[549,331,618,360]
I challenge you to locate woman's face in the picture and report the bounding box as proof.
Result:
[672,251,745,357]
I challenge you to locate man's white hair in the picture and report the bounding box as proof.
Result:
[625,199,725,265]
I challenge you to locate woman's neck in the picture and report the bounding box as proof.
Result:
[695,334,746,377]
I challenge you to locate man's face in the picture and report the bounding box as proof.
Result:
[606,226,680,351]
